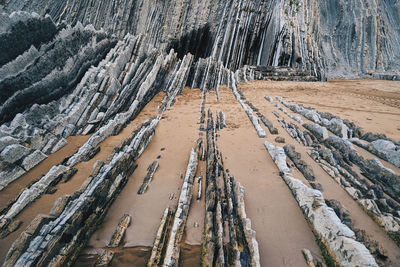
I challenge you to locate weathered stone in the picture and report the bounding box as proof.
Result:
[137,161,159,194]
[265,141,378,267]
[96,250,114,267]
[21,150,47,171]
[163,146,199,266]
[0,165,26,191]
[0,144,30,164]
[265,96,274,102]
[303,123,328,141]
[49,195,71,216]
[371,139,400,168]
[275,136,285,143]
[302,249,315,267]
[107,214,131,248]
[284,145,315,181]
[0,136,20,152]
[148,208,172,267]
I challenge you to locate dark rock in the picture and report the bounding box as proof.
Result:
[354,229,388,264]
[325,199,353,229]
[310,182,323,192]
[107,214,131,248]
[0,13,58,67]
[284,145,315,181]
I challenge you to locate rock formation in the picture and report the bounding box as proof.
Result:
[2,0,400,79]
[0,0,399,266]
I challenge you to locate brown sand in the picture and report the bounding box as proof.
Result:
[239,79,400,140]
[75,245,201,267]
[0,134,90,211]
[75,247,151,267]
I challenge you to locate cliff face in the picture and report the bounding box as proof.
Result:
[1,0,399,79]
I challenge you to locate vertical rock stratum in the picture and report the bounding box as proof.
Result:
[0,0,399,266]
[2,0,400,79]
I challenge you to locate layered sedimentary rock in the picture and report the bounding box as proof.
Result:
[2,0,399,79]
[3,117,159,266]
[269,96,400,251]
[265,141,378,267]
[0,0,399,266]
[203,110,260,266]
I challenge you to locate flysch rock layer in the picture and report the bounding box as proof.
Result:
[3,0,400,79]
[0,0,399,266]
[264,141,378,267]
[273,97,400,241]
[3,117,159,267]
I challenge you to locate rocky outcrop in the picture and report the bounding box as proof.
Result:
[0,12,60,67]
[303,123,329,141]
[278,119,314,146]
[231,81,266,138]
[324,136,400,201]
[278,98,351,139]
[245,101,278,134]
[284,144,315,181]
[310,140,400,244]
[278,97,399,169]
[0,0,399,265]
[265,141,378,267]
[0,16,197,192]
[202,111,260,266]
[137,161,159,194]
[107,214,131,248]
[148,208,173,267]
[163,147,199,266]
[3,117,159,267]
[0,20,115,124]
[370,139,400,168]
[3,0,399,79]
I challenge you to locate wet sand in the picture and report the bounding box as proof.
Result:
[75,247,151,267]
[75,245,201,267]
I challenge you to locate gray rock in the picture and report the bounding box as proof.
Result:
[0,144,30,164]
[265,141,378,267]
[284,145,315,181]
[0,165,26,191]
[303,123,328,141]
[0,136,20,152]
[21,150,47,171]
[371,139,400,168]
